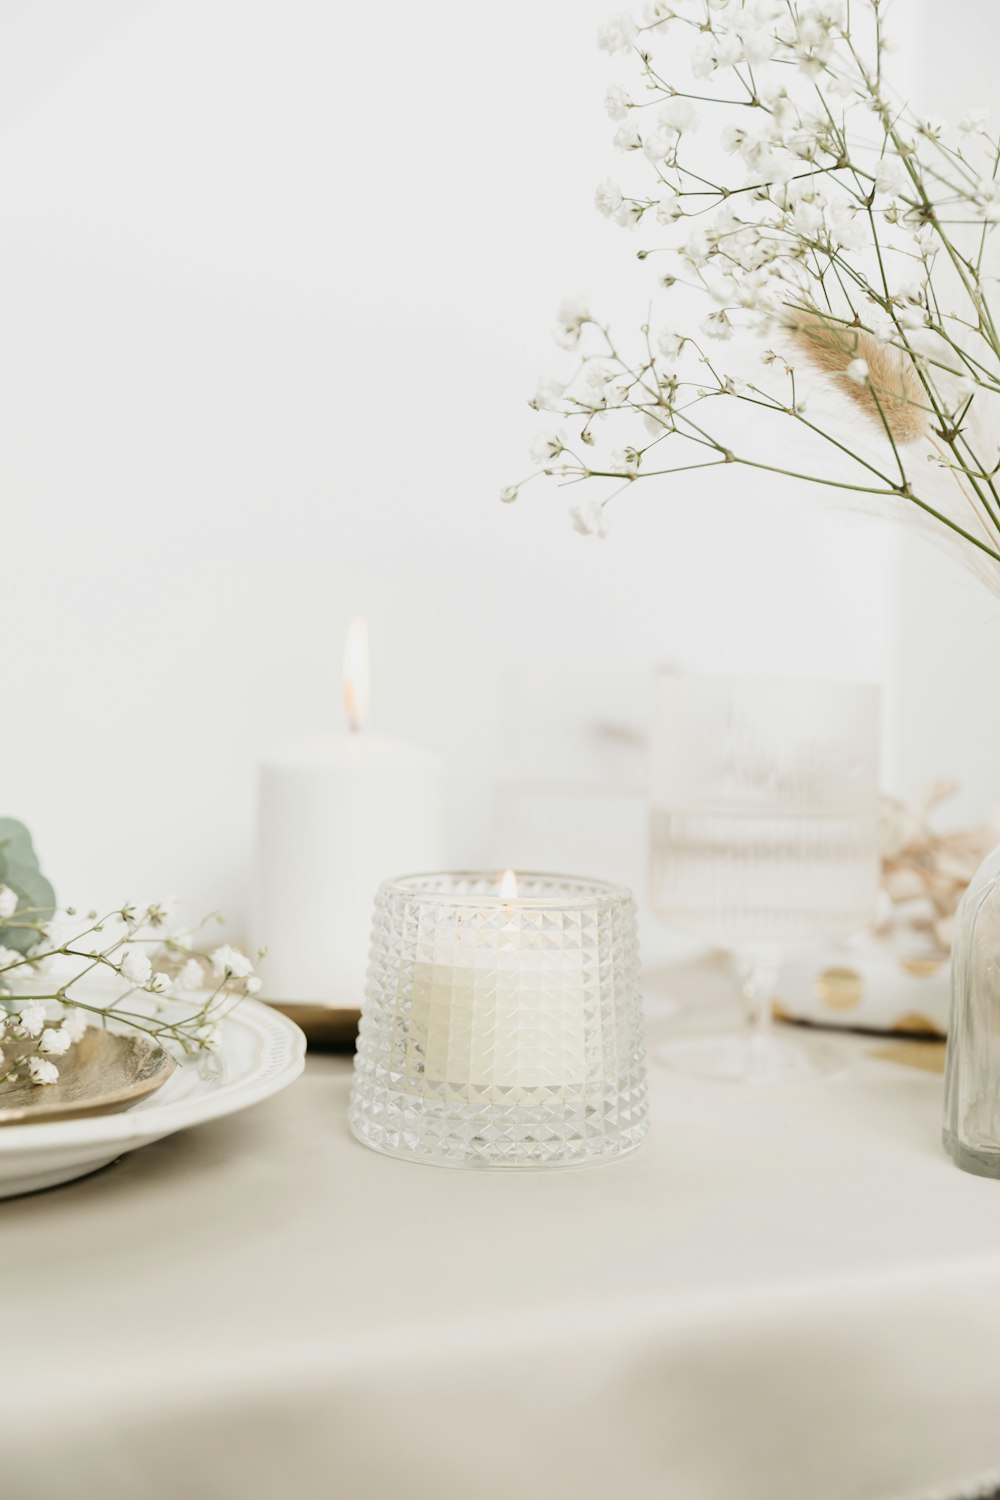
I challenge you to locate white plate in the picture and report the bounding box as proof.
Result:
[0,999,306,1199]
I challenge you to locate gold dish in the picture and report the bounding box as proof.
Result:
[0,1029,175,1126]
[266,1002,360,1050]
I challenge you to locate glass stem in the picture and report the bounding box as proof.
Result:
[739,958,781,1039]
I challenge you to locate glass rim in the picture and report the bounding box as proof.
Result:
[380,870,634,910]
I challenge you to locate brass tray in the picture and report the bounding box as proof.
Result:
[0,1029,175,1125]
[266,1002,360,1050]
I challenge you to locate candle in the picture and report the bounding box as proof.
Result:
[252,619,445,1007]
[416,870,588,1092]
[350,871,647,1168]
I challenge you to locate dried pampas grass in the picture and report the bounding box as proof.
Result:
[785,308,928,446]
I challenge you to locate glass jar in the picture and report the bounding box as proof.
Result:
[349,871,647,1169]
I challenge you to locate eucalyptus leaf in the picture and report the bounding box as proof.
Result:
[0,820,56,955]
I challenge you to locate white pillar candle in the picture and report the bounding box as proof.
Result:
[252,620,445,1007]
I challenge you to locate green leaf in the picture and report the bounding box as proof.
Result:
[0,820,56,955]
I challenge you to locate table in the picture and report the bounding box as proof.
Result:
[7,956,1000,1500]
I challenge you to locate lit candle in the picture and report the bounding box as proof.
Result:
[252,619,446,1008]
[416,869,589,1092]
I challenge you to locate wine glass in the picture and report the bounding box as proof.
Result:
[649,672,880,1082]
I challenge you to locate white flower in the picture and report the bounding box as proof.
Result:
[792,200,824,236]
[554,296,590,350]
[613,119,642,152]
[0,945,23,970]
[28,1056,59,1086]
[682,229,710,268]
[499,485,519,504]
[595,178,624,218]
[739,22,775,67]
[210,944,253,980]
[918,117,946,142]
[597,13,638,54]
[655,197,683,225]
[610,446,640,473]
[657,330,684,359]
[38,1027,72,1056]
[120,947,152,985]
[0,886,18,919]
[613,200,644,228]
[569,501,609,538]
[897,304,927,330]
[531,375,565,409]
[150,972,172,995]
[13,1002,45,1039]
[658,98,698,134]
[176,958,205,992]
[959,109,989,135]
[875,157,908,198]
[530,430,567,465]
[846,358,869,385]
[245,976,262,995]
[701,309,734,340]
[977,181,1000,224]
[827,203,867,251]
[642,131,674,163]
[721,125,747,155]
[60,1009,88,1043]
[605,84,631,122]
[194,1023,221,1053]
[690,34,719,79]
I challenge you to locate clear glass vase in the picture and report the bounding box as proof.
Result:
[944,842,1000,1177]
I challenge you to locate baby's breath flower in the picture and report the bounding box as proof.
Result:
[605,84,631,122]
[702,309,734,341]
[530,430,567,465]
[553,296,590,351]
[13,1003,45,1040]
[875,157,908,198]
[120,947,152,986]
[595,179,624,219]
[499,485,519,505]
[597,13,638,55]
[0,886,18,919]
[846,358,869,385]
[176,958,205,991]
[38,1027,72,1056]
[210,944,253,980]
[28,1056,59,1086]
[959,109,989,136]
[569,501,609,538]
[60,1009,88,1043]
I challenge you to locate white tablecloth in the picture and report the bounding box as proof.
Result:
[7,957,1000,1500]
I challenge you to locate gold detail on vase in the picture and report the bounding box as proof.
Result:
[814,966,864,1012]
[899,955,946,979]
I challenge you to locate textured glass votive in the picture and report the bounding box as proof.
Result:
[349,872,647,1169]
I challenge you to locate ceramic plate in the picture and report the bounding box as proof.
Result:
[0,999,305,1199]
[0,1029,175,1125]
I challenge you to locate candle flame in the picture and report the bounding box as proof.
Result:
[499,868,518,900]
[343,617,370,733]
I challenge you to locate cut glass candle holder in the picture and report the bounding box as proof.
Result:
[349,871,647,1169]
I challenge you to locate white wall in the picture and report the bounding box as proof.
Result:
[886,0,1000,825]
[0,0,898,924]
